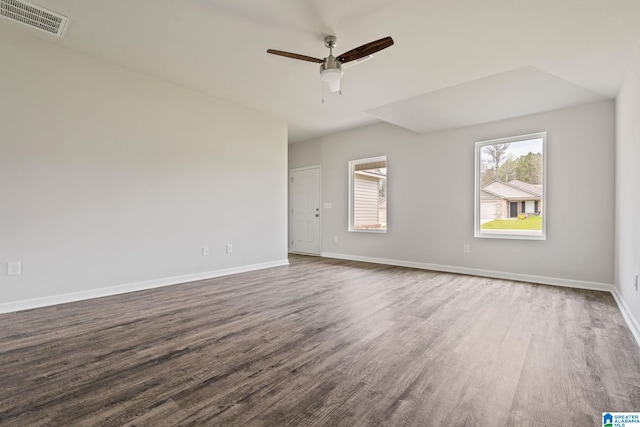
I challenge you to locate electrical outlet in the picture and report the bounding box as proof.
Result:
[635,273,638,291]
[334,236,338,243]
[202,246,209,256]
[8,261,21,276]
[463,244,470,253]
[226,244,233,254]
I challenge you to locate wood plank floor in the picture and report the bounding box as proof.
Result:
[1,255,639,426]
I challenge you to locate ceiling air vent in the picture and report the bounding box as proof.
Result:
[1,0,68,37]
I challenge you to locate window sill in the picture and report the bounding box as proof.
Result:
[349,228,387,234]
[475,230,545,240]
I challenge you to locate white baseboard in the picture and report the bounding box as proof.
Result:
[611,289,640,347]
[321,252,614,292]
[321,251,640,348]
[0,259,290,314]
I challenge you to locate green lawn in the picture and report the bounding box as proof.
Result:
[481,215,542,230]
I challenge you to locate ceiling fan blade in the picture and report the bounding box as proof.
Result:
[336,36,394,64]
[266,49,324,64]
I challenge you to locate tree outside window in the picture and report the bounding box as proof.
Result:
[475,133,546,240]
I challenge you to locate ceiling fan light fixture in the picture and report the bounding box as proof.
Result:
[321,67,342,83]
[321,67,342,93]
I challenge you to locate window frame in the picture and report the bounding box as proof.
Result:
[348,155,387,233]
[474,132,547,240]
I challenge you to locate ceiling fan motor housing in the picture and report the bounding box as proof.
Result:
[320,56,343,92]
[320,57,342,75]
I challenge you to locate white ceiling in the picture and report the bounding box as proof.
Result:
[2,0,640,143]
[366,66,608,134]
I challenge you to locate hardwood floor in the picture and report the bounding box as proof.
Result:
[1,255,639,426]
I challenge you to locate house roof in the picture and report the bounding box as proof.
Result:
[507,180,542,196]
[1,1,638,143]
[481,180,541,200]
[480,189,503,200]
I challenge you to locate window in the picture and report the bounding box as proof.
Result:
[475,132,546,240]
[349,156,387,232]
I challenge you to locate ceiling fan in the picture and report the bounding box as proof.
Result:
[267,35,394,93]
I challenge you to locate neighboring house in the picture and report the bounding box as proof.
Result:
[354,170,386,228]
[480,179,542,221]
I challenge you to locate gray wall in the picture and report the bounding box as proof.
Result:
[0,28,288,307]
[615,45,640,329]
[290,101,615,287]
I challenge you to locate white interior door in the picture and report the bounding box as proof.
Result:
[290,167,321,255]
